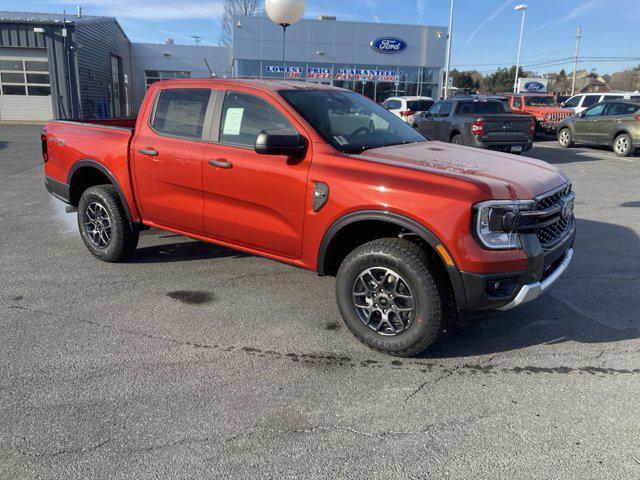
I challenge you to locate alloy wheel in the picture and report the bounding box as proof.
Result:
[84,201,112,248]
[559,129,570,146]
[352,267,416,336]
[615,136,629,155]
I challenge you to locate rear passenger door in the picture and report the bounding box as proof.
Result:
[201,90,312,259]
[133,87,215,234]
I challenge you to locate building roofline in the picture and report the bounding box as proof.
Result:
[233,14,447,31]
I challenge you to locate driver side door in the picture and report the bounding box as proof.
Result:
[418,102,441,139]
[574,103,606,143]
[201,90,311,259]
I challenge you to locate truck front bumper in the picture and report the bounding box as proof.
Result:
[452,225,575,312]
[496,248,572,310]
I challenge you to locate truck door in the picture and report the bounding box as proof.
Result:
[132,87,215,234]
[201,90,311,259]
[419,102,440,139]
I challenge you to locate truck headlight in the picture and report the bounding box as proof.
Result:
[473,200,535,250]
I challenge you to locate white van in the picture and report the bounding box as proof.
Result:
[562,92,640,113]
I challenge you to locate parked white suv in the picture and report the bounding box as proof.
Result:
[382,96,435,124]
[562,92,640,113]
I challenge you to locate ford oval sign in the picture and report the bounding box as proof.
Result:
[370,37,407,54]
[524,81,545,92]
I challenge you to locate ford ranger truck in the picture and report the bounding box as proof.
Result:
[43,79,575,357]
[506,93,572,133]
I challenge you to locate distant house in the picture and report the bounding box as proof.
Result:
[572,70,610,93]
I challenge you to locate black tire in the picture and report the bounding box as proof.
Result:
[558,128,573,148]
[77,185,139,262]
[450,134,463,145]
[613,133,634,157]
[335,238,446,357]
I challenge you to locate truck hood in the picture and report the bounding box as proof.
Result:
[526,106,569,116]
[353,141,568,200]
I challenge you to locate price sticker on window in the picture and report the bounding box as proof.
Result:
[223,108,244,136]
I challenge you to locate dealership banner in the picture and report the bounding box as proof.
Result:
[265,65,398,82]
[264,65,305,78]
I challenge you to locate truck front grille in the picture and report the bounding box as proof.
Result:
[534,184,574,248]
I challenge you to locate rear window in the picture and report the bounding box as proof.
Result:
[407,100,434,112]
[456,101,504,115]
[152,88,211,139]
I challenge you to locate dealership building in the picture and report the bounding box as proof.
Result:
[0,10,446,121]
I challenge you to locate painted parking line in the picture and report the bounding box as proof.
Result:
[531,143,639,162]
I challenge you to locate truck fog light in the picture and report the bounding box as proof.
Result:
[485,277,518,298]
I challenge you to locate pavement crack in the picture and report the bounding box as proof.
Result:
[19,439,110,458]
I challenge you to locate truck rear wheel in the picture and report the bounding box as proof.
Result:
[77,185,139,262]
[335,238,446,357]
[450,134,463,145]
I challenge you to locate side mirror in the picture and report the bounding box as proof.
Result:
[255,129,307,157]
[560,102,566,107]
[420,111,428,117]
[577,111,585,118]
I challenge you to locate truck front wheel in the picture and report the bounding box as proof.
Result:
[77,185,139,262]
[336,238,446,357]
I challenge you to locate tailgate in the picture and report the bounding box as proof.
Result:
[480,115,531,142]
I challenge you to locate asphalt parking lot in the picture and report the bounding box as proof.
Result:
[1,124,639,479]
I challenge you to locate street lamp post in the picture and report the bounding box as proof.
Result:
[265,0,306,79]
[513,4,527,93]
[443,0,454,99]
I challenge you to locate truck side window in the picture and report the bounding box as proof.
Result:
[219,91,295,148]
[439,101,452,116]
[152,88,211,139]
[512,97,522,108]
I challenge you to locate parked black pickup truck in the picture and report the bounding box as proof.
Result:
[413,97,535,154]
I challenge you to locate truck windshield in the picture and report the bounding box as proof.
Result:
[456,101,504,115]
[279,90,426,154]
[524,96,557,107]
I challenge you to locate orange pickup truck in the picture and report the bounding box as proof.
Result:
[43,79,575,356]
[505,93,572,133]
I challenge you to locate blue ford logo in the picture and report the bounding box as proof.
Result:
[524,81,545,92]
[370,37,407,54]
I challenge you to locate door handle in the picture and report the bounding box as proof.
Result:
[208,159,233,169]
[139,148,158,156]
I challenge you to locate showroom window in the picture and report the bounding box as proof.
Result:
[0,59,50,96]
[145,70,191,89]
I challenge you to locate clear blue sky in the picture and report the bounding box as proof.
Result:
[2,0,638,75]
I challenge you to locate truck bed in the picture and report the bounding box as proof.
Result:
[43,117,140,221]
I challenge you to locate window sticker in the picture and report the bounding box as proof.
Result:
[223,108,244,135]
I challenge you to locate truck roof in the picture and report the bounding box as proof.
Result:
[151,78,343,94]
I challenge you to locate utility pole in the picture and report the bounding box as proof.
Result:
[443,0,454,99]
[191,35,202,46]
[570,26,582,95]
[513,4,528,93]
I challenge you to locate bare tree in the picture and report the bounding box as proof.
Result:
[219,0,262,46]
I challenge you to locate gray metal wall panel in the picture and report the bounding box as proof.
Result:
[232,16,447,68]
[76,19,133,118]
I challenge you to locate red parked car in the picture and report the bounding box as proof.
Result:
[43,79,575,356]
[505,93,572,133]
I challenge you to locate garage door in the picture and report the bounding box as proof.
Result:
[0,56,54,121]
